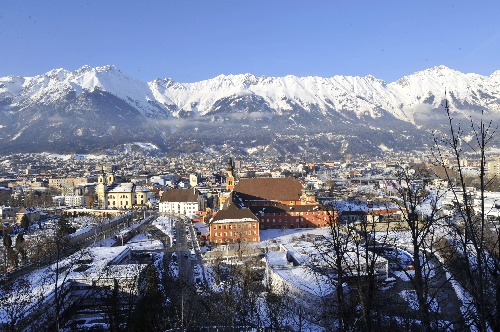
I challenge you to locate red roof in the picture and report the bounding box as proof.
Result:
[233,178,303,202]
[212,204,258,223]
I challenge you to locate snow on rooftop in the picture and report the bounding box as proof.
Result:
[273,264,336,297]
[266,251,289,267]
[108,182,134,192]
[212,217,256,224]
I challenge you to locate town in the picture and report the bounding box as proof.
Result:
[1,149,500,331]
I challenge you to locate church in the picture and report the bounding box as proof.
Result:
[97,169,151,209]
[209,158,337,244]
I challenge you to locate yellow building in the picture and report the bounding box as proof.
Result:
[97,170,150,209]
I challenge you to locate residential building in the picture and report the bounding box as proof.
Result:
[159,188,200,216]
[0,206,16,220]
[209,204,260,243]
[15,207,43,225]
[63,195,88,207]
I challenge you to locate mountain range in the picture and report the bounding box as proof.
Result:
[1,65,499,159]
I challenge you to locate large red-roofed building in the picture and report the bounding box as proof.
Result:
[209,177,337,243]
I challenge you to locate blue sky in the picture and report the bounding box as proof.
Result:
[1,0,499,83]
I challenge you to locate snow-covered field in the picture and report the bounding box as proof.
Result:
[126,233,162,251]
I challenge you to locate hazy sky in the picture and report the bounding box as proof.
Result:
[1,0,499,83]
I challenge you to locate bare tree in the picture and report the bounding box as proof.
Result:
[0,277,40,331]
[432,96,500,331]
[310,206,354,331]
[347,211,392,332]
[392,163,460,331]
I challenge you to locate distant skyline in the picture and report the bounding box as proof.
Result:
[1,0,499,83]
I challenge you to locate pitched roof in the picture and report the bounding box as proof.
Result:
[233,178,303,202]
[211,204,258,224]
[108,183,150,193]
[160,188,199,203]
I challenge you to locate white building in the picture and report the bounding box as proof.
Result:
[63,195,88,207]
[487,156,500,177]
[0,206,15,220]
[159,188,199,216]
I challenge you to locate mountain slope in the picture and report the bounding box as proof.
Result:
[1,65,499,157]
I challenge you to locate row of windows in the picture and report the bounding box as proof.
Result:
[213,238,257,243]
[213,223,257,230]
[261,211,328,217]
[262,217,328,223]
[213,230,257,237]
[261,224,327,229]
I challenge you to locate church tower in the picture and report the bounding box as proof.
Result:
[226,157,235,192]
[97,166,108,209]
[107,171,115,185]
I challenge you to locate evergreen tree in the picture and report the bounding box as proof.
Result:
[20,215,29,231]
[107,279,121,332]
[56,214,75,238]
[128,264,163,331]
[2,233,12,248]
[15,233,26,264]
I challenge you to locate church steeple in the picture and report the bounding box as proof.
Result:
[226,157,235,192]
[97,165,107,209]
[98,165,105,184]
[227,157,234,174]
[107,171,115,185]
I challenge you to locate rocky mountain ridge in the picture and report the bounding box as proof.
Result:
[1,65,499,158]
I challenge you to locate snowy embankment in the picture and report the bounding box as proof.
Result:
[434,250,491,332]
[126,233,162,251]
[152,216,174,238]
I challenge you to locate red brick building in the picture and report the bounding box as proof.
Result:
[231,178,337,230]
[210,204,260,244]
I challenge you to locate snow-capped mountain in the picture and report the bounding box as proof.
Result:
[0,65,499,157]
